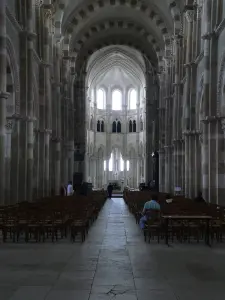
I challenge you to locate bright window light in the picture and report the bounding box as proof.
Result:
[129,89,137,109]
[126,160,130,171]
[97,89,104,109]
[112,89,122,110]
[104,160,106,171]
[109,153,113,171]
[120,157,124,171]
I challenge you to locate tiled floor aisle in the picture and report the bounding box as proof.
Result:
[1,198,225,300]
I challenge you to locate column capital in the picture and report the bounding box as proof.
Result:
[7,113,22,121]
[0,92,10,100]
[200,115,221,124]
[51,136,62,143]
[182,130,201,136]
[185,9,195,23]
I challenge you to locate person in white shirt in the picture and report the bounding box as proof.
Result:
[67,181,74,196]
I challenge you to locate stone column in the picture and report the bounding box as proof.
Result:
[183,8,194,197]
[26,1,35,202]
[5,122,12,204]
[218,119,225,205]
[68,144,74,183]
[85,152,89,182]
[43,6,52,196]
[0,0,8,203]
[9,115,20,203]
[136,157,140,188]
[54,43,62,194]
[173,34,182,192]
[158,149,165,192]
[201,0,211,202]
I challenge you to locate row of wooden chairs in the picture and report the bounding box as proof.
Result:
[124,190,225,244]
[0,192,107,243]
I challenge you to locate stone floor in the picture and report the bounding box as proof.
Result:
[0,198,225,300]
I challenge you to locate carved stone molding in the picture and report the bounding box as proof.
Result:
[200,115,221,124]
[182,130,201,136]
[0,92,10,100]
[185,10,195,23]
[5,120,14,132]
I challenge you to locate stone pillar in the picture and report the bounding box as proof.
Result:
[218,119,225,205]
[173,34,182,192]
[53,138,61,194]
[85,152,89,182]
[54,43,62,194]
[68,145,74,183]
[158,149,165,192]
[201,0,211,202]
[136,157,140,188]
[183,9,194,197]
[9,115,20,203]
[0,0,8,203]
[5,122,12,204]
[26,1,35,202]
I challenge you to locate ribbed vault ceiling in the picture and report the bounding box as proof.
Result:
[55,0,183,72]
[86,46,146,88]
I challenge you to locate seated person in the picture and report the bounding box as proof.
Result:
[139,194,161,229]
[166,193,173,203]
[194,191,205,203]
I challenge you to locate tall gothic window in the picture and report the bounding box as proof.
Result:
[101,121,104,132]
[112,120,122,133]
[97,120,104,132]
[97,88,105,109]
[112,89,122,110]
[129,120,132,132]
[129,120,136,132]
[133,120,136,132]
[97,120,100,132]
[129,88,137,109]
[112,121,117,133]
[117,121,121,133]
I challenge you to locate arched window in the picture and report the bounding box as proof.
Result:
[101,121,104,132]
[97,120,100,132]
[112,120,122,133]
[97,88,105,109]
[112,89,122,110]
[129,120,132,133]
[112,121,117,133]
[117,121,121,133]
[129,88,137,109]
[133,120,136,132]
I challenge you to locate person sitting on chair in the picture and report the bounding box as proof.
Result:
[139,194,161,229]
